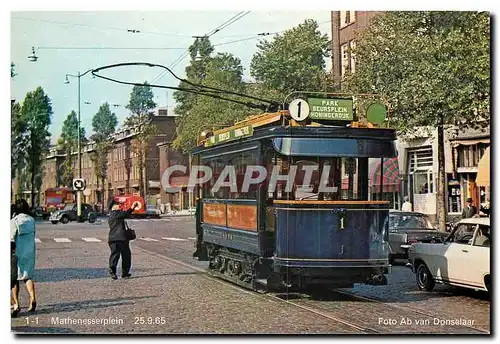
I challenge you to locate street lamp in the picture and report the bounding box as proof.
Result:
[194,50,202,62]
[28,47,38,62]
[65,70,93,222]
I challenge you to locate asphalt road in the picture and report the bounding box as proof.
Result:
[11,217,490,334]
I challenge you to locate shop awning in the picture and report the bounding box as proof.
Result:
[370,157,401,193]
[451,138,490,147]
[476,146,490,187]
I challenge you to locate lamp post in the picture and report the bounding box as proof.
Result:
[65,70,93,222]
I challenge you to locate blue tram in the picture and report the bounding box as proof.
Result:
[191,109,396,291]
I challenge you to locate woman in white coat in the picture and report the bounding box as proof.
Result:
[11,199,37,316]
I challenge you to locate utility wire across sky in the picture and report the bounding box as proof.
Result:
[150,11,252,84]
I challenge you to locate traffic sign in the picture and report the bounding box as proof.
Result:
[73,178,86,191]
[289,98,310,122]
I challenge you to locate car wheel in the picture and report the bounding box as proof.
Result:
[51,220,58,224]
[61,216,69,224]
[484,275,491,294]
[88,214,97,224]
[416,262,435,291]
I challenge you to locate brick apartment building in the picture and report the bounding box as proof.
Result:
[330,11,381,86]
[330,10,490,219]
[38,107,191,209]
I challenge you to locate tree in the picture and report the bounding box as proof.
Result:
[124,82,158,199]
[59,110,87,187]
[173,36,215,119]
[11,101,25,180]
[20,87,53,208]
[90,102,118,203]
[346,11,490,230]
[173,51,253,152]
[250,19,331,100]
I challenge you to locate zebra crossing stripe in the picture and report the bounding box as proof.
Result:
[188,237,197,240]
[161,237,188,241]
[139,237,159,242]
[54,238,71,243]
[82,237,102,242]
[35,238,42,243]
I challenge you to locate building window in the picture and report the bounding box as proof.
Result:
[341,43,349,78]
[407,147,433,195]
[457,143,488,168]
[340,11,355,28]
[349,40,356,74]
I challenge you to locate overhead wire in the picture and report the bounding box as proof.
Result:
[11,16,194,38]
[206,11,246,37]
[207,11,251,37]
[92,62,279,107]
[36,46,187,50]
[91,63,276,111]
[150,11,252,84]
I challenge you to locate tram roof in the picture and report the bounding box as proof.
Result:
[192,123,397,156]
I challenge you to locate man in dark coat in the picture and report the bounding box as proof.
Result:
[108,199,139,280]
[462,198,477,219]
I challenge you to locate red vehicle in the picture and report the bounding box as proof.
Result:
[113,194,159,218]
[41,187,74,219]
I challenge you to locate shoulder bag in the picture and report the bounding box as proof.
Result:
[124,221,137,241]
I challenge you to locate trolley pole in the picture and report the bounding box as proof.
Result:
[77,71,82,222]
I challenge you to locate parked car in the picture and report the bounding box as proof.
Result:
[388,210,448,263]
[145,205,161,218]
[50,203,98,224]
[407,217,490,292]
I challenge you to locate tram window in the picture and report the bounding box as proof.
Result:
[263,155,369,201]
[202,149,259,200]
[229,150,258,200]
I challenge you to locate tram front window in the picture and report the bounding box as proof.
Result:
[266,155,370,201]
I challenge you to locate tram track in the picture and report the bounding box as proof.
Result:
[134,245,375,333]
[330,288,490,334]
[134,244,488,334]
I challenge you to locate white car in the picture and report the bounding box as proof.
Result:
[407,217,490,292]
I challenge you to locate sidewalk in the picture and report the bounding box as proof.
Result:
[161,210,195,217]
[11,243,350,334]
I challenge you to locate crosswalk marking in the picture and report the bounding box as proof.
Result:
[82,237,102,242]
[161,237,188,241]
[39,236,196,244]
[54,238,71,243]
[139,237,159,242]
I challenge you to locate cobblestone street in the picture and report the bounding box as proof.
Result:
[11,218,490,334]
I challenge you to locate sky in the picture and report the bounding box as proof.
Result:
[11,10,332,143]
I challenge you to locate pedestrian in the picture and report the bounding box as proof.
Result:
[462,198,477,218]
[401,196,412,212]
[480,199,490,217]
[11,241,18,316]
[10,199,38,316]
[107,199,139,280]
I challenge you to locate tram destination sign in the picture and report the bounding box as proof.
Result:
[205,124,254,147]
[308,98,354,121]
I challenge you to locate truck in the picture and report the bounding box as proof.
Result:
[112,194,160,219]
[41,187,75,219]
